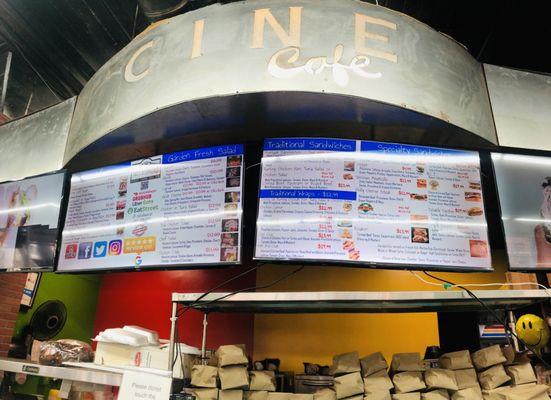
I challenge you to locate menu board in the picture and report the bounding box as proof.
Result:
[255,138,491,270]
[0,171,65,272]
[58,145,244,272]
[492,153,551,271]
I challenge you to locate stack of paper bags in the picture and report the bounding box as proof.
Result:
[361,352,393,399]
[189,364,220,400]
[244,370,277,400]
[331,352,363,400]
[390,353,426,399]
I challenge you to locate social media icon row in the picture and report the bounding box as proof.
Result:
[65,240,123,260]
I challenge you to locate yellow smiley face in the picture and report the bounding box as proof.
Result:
[516,314,550,350]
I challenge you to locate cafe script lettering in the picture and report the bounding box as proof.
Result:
[125,6,397,87]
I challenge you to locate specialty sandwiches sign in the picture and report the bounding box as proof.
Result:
[66,0,496,162]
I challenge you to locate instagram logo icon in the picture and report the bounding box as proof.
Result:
[108,240,123,256]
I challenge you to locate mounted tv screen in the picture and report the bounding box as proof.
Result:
[0,171,66,272]
[58,144,244,272]
[254,138,492,271]
[492,152,551,271]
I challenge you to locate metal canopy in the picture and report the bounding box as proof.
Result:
[172,290,550,314]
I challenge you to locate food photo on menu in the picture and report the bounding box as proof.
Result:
[58,144,244,271]
[255,138,492,271]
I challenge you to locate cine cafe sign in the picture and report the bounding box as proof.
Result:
[124,6,398,87]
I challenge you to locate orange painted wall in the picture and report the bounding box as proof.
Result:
[253,251,510,373]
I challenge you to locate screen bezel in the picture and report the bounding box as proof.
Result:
[0,169,68,274]
[253,137,494,273]
[56,146,245,274]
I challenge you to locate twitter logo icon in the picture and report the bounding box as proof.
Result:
[93,241,107,258]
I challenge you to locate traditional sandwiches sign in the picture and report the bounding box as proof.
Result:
[66,0,496,162]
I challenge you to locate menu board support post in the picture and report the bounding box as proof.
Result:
[201,313,208,364]
[168,302,178,372]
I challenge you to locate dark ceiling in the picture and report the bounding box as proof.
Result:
[0,0,549,119]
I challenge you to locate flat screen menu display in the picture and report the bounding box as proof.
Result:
[58,144,244,272]
[492,153,551,271]
[0,171,66,272]
[255,138,491,270]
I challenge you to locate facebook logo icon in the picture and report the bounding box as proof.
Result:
[78,242,93,259]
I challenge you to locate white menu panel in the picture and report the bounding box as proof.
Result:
[58,145,243,271]
[255,138,491,270]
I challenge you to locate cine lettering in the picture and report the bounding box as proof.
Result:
[124,6,397,83]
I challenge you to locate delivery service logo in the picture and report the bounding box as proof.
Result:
[108,239,123,256]
[78,242,93,259]
[93,241,107,258]
[64,244,78,259]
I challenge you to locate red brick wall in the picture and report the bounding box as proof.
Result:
[0,274,26,357]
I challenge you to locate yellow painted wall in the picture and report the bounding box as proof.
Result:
[253,251,510,372]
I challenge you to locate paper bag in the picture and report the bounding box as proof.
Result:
[192,365,219,388]
[267,393,290,400]
[478,364,511,390]
[421,390,449,400]
[481,386,510,400]
[250,371,276,391]
[424,369,458,391]
[216,345,248,367]
[438,351,473,371]
[220,390,244,400]
[184,388,219,400]
[391,394,421,400]
[313,388,337,400]
[364,392,391,400]
[497,384,550,400]
[332,352,361,375]
[450,387,483,400]
[453,369,479,390]
[338,395,362,400]
[390,353,423,372]
[245,391,269,400]
[392,371,426,393]
[334,372,364,399]
[363,369,393,392]
[292,395,315,400]
[219,365,250,390]
[360,353,388,377]
[472,345,506,370]
[505,363,537,385]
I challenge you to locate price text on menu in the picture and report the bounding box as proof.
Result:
[255,138,491,270]
[58,144,244,271]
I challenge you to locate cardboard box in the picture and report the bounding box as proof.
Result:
[94,341,198,378]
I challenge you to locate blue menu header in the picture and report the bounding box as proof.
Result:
[264,138,356,152]
[163,144,243,164]
[259,189,357,201]
[360,140,470,156]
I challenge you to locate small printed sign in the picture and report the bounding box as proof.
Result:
[118,371,172,400]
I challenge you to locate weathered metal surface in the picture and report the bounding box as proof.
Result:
[0,98,75,181]
[485,64,551,151]
[66,0,497,163]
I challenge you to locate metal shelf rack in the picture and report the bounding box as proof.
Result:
[0,358,123,386]
[168,289,550,369]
